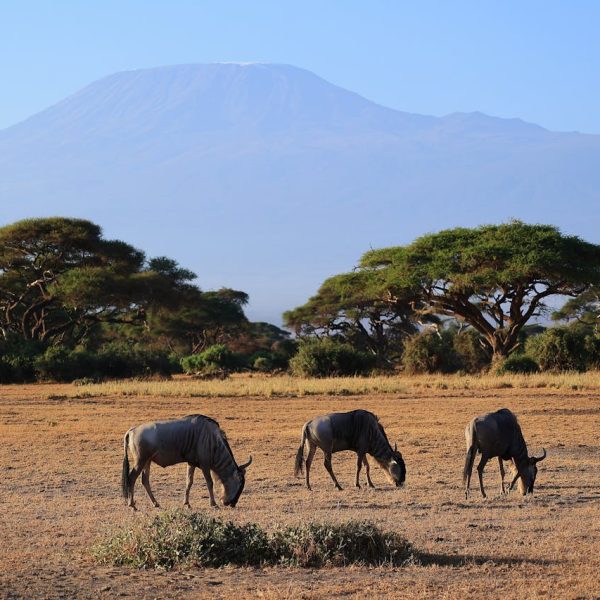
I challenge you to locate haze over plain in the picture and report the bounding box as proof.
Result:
[2,62,600,323]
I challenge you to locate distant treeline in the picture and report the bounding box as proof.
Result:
[0,218,295,383]
[2,218,600,383]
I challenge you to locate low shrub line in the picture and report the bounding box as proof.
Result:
[92,510,413,570]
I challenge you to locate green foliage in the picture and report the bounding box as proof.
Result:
[284,270,421,365]
[496,355,540,374]
[180,344,238,374]
[525,327,591,372]
[289,338,375,377]
[32,344,174,382]
[92,510,413,570]
[360,221,600,358]
[253,356,273,372]
[0,337,43,382]
[452,328,491,373]
[401,330,462,374]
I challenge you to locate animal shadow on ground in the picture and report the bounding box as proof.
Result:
[416,551,558,568]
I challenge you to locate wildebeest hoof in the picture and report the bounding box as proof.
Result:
[336,485,343,491]
[355,483,361,489]
[184,502,191,509]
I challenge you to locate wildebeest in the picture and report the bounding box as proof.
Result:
[294,409,406,490]
[463,408,546,499]
[121,414,252,510]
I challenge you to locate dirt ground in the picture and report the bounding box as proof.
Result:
[1,383,599,599]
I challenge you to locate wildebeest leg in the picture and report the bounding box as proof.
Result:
[127,464,144,510]
[201,467,217,507]
[305,444,316,490]
[508,471,520,492]
[355,453,364,488]
[363,456,375,488]
[141,462,160,508]
[477,453,490,498]
[324,452,343,490]
[184,464,195,508]
[498,457,506,494]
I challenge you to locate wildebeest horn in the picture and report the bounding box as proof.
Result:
[531,448,547,464]
[239,455,253,470]
[394,442,397,452]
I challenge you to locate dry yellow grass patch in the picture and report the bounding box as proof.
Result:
[63,370,600,399]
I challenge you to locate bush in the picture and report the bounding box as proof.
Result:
[253,356,273,372]
[496,354,540,374]
[401,331,461,374]
[181,344,238,375]
[33,344,174,382]
[0,337,43,383]
[452,329,491,373]
[289,338,375,377]
[525,328,588,372]
[92,510,413,570]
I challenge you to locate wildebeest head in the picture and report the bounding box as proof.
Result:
[222,456,253,507]
[517,448,546,495]
[387,443,406,487]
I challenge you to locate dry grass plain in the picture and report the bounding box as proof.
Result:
[1,375,599,599]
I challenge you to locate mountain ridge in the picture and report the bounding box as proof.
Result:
[1,63,599,323]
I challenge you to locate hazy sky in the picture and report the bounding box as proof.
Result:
[1,1,598,133]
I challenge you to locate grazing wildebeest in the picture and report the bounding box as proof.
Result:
[294,409,406,490]
[121,414,252,510]
[463,408,546,499]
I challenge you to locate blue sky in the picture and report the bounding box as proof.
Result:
[1,1,599,133]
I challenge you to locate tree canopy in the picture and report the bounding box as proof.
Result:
[284,269,423,364]
[360,221,600,359]
[0,218,251,353]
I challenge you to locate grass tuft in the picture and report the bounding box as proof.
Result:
[92,510,413,570]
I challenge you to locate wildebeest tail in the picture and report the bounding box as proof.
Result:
[294,423,308,477]
[122,432,130,499]
[463,421,477,484]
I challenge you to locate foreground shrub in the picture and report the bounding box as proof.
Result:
[496,354,540,375]
[289,338,375,377]
[92,511,412,570]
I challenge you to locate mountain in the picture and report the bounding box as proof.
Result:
[1,63,600,323]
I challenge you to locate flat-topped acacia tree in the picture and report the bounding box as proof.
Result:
[283,269,424,365]
[360,221,600,361]
[0,218,200,345]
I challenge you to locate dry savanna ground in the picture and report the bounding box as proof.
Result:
[1,374,599,599]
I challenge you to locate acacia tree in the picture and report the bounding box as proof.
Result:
[150,288,249,354]
[552,286,600,333]
[0,218,197,345]
[284,269,423,364]
[361,221,600,360]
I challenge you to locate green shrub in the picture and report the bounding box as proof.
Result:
[289,338,375,377]
[92,510,412,570]
[401,331,461,374]
[496,355,540,374]
[253,356,273,372]
[525,328,587,371]
[452,329,491,373]
[0,337,43,383]
[33,344,174,382]
[181,344,237,375]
